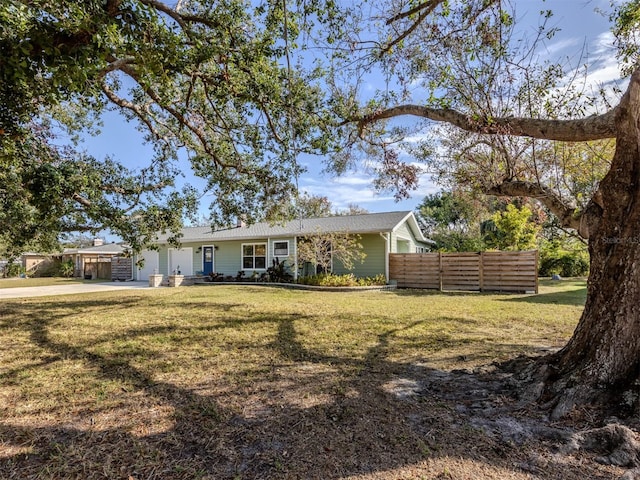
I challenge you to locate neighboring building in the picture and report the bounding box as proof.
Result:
[62,240,130,279]
[21,253,61,277]
[136,211,432,282]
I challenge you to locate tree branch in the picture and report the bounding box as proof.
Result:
[381,5,433,55]
[382,0,497,55]
[103,56,137,75]
[105,0,123,16]
[100,83,164,141]
[138,0,220,30]
[99,182,168,195]
[485,180,589,236]
[138,0,188,30]
[357,105,618,142]
[386,0,442,25]
[116,64,220,162]
[71,193,92,208]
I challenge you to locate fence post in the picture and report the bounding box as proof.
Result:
[535,250,539,294]
[479,251,484,292]
[438,252,443,291]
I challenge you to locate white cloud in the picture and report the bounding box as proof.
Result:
[542,37,583,57]
[592,31,615,56]
[299,169,438,213]
[329,176,371,186]
[584,31,623,86]
[584,62,624,87]
[402,132,432,144]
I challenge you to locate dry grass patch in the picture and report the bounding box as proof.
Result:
[0,277,86,289]
[0,280,624,479]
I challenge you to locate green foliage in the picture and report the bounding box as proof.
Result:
[417,191,488,252]
[269,192,368,222]
[0,0,336,254]
[274,193,334,220]
[59,259,75,278]
[2,262,25,278]
[539,240,589,277]
[266,257,294,283]
[484,204,540,251]
[0,123,196,257]
[297,229,366,273]
[614,0,640,75]
[297,273,386,287]
[429,231,486,252]
[419,191,476,231]
[36,259,63,278]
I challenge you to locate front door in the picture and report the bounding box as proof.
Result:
[203,246,214,275]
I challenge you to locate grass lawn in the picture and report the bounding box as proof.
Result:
[0,280,621,479]
[0,277,87,289]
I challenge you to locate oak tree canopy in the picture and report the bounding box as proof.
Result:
[0,0,333,255]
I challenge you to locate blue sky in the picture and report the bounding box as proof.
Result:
[81,0,621,226]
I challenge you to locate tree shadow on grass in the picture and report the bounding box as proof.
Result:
[384,283,586,306]
[499,288,587,306]
[388,289,486,298]
[0,297,622,480]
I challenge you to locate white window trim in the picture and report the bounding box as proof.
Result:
[273,240,289,257]
[241,242,268,270]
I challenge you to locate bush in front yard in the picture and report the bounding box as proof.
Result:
[3,263,25,278]
[298,273,387,287]
[59,259,75,278]
[539,248,589,277]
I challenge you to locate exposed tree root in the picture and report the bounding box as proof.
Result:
[409,356,640,479]
[562,424,640,467]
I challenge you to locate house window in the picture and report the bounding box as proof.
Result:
[273,241,289,256]
[242,243,267,269]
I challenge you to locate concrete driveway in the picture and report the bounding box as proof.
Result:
[0,281,151,299]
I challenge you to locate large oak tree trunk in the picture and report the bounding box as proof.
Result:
[545,74,640,419]
[358,69,640,418]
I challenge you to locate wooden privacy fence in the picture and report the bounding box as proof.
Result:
[389,250,538,293]
[83,258,111,280]
[111,257,133,281]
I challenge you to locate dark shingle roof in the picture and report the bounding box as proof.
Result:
[158,211,428,243]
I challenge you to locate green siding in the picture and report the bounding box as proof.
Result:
[153,219,427,279]
[176,235,385,278]
[205,238,296,276]
[213,240,244,275]
[268,237,296,276]
[392,223,418,253]
[193,245,203,273]
[332,233,386,278]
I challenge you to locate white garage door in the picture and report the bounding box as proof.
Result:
[136,250,160,280]
[169,248,193,276]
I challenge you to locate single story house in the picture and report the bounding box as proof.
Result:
[62,241,130,279]
[21,252,61,276]
[136,211,432,282]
